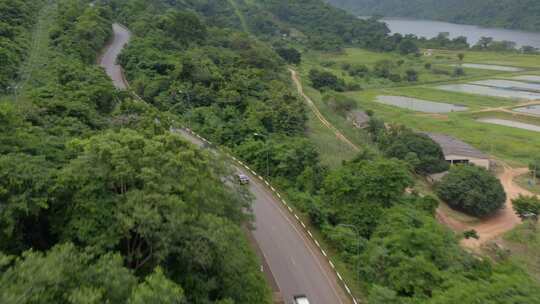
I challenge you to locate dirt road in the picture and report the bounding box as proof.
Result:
[289,69,360,152]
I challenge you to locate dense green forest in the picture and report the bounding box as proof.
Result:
[1,0,540,303]
[0,0,270,303]
[327,0,540,32]
[0,0,44,93]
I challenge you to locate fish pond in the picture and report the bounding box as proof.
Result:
[472,80,540,92]
[375,95,468,113]
[438,84,540,100]
[513,75,540,83]
[514,105,540,116]
[451,63,523,72]
[478,118,540,132]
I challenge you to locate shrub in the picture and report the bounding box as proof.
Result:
[453,67,465,76]
[529,159,540,178]
[309,69,345,91]
[512,195,540,221]
[436,165,506,217]
[389,74,401,82]
[405,69,418,82]
[348,64,369,77]
[323,93,357,116]
[432,68,451,75]
[275,47,301,64]
[382,130,449,175]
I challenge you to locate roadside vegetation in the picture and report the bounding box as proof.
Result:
[1,0,540,303]
[0,1,271,303]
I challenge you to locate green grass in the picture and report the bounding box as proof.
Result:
[17,2,56,95]
[300,48,509,90]
[471,111,540,126]
[514,173,540,195]
[228,0,250,34]
[503,222,540,282]
[341,87,540,166]
[305,108,358,168]
[433,49,540,69]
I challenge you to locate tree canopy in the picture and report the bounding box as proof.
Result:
[436,165,506,217]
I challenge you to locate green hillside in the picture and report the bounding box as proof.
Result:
[327,0,540,32]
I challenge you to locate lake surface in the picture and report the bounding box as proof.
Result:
[478,118,540,132]
[514,105,540,116]
[513,76,540,83]
[472,80,540,92]
[451,64,522,72]
[438,84,540,100]
[380,17,540,48]
[375,95,468,113]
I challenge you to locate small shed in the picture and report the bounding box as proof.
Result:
[425,133,491,170]
[347,110,370,129]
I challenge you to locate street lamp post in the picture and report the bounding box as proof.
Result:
[337,223,361,281]
[253,132,270,177]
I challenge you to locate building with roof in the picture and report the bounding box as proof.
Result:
[425,133,491,170]
[347,110,370,129]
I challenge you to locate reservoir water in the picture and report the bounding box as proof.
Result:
[380,17,540,49]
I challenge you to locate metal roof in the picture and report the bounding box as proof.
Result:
[347,110,370,125]
[424,133,489,159]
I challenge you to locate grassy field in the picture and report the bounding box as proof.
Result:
[515,173,540,195]
[346,88,540,166]
[503,222,540,282]
[305,106,358,168]
[434,49,540,69]
[299,48,540,91]
[297,45,540,167]
[17,2,56,95]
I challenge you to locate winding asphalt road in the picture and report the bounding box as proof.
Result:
[100,24,350,304]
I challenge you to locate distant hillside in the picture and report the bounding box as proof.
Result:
[326,0,540,32]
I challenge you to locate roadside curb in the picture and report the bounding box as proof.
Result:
[182,127,360,304]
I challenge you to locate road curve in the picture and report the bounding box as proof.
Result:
[173,130,350,304]
[101,24,351,304]
[99,24,131,89]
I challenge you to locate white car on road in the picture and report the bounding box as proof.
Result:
[293,295,310,304]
